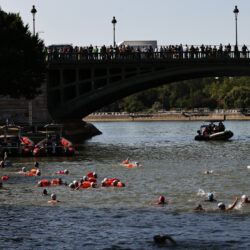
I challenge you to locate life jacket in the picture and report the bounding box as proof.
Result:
[87,172,94,178]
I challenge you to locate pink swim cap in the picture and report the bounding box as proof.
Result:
[158,196,165,203]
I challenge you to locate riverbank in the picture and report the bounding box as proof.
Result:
[83,111,250,122]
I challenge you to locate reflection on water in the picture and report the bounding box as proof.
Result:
[0,121,250,249]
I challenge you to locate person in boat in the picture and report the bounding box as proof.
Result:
[218,197,238,211]
[48,194,60,204]
[153,235,177,245]
[218,121,225,132]
[212,125,219,133]
[205,193,217,202]
[193,204,205,212]
[241,195,250,204]
[151,195,171,205]
[203,127,209,136]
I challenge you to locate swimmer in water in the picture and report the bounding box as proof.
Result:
[18,167,27,174]
[203,170,213,174]
[34,161,39,168]
[218,197,238,211]
[241,195,250,204]
[153,235,177,245]
[151,195,171,205]
[0,181,3,188]
[205,193,217,202]
[69,183,76,190]
[42,189,48,196]
[48,194,60,204]
[36,170,41,176]
[193,204,205,212]
[0,160,5,168]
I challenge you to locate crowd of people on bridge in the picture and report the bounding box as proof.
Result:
[45,43,249,62]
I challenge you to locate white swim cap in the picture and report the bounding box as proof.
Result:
[83,176,88,181]
[36,170,41,175]
[103,178,108,182]
[73,180,78,185]
[241,195,247,200]
[91,182,95,187]
[69,183,75,188]
[218,202,225,208]
[93,172,97,178]
[22,167,27,172]
[64,169,69,174]
[113,180,118,186]
[51,194,56,200]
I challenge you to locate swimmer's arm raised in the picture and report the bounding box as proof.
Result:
[226,197,238,211]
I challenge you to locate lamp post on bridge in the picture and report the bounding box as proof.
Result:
[29,5,37,126]
[111,16,117,47]
[233,5,239,50]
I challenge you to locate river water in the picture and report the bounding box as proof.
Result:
[0,121,249,249]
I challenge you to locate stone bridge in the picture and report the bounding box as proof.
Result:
[47,51,250,120]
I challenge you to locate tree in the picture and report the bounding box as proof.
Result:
[0,8,46,99]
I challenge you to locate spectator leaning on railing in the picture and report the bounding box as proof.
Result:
[46,44,249,62]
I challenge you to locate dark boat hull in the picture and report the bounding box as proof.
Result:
[195,130,233,141]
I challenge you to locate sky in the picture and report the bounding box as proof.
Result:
[0,0,249,47]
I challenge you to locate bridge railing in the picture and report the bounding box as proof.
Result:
[46,50,250,63]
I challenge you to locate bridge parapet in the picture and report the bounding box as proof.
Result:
[46,50,250,64]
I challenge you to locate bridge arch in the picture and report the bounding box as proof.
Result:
[47,57,250,119]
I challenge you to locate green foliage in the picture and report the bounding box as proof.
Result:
[224,86,250,108]
[0,8,46,99]
[101,76,250,112]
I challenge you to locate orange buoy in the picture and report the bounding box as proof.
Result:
[31,169,37,174]
[87,172,94,178]
[117,182,125,187]
[81,181,91,188]
[88,177,96,183]
[1,176,8,181]
[41,180,51,186]
[123,161,129,164]
[25,173,34,176]
[127,164,133,167]
[52,179,59,185]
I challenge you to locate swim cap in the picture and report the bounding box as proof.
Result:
[36,170,41,176]
[69,183,75,189]
[37,181,42,187]
[43,189,48,195]
[51,194,56,200]
[241,195,247,200]
[158,196,165,203]
[135,162,139,165]
[22,167,27,172]
[101,181,106,187]
[218,202,225,209]
[73,180,78,185]
[83,176,88,181]
[91,182,96,188]
[93,172,97,178]
[64,169,69,174]
[208,193,214,200]
[113,180,118,186]
[103,178,108,182]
